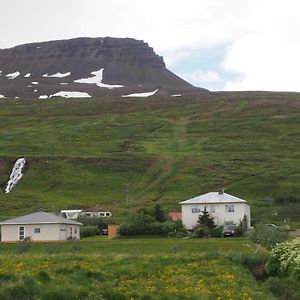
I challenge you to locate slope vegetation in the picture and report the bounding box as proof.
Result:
[0,92,299,221]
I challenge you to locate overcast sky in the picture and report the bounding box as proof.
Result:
[1,0,300,91]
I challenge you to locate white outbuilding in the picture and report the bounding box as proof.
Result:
[0,211,82,242]
[179,191,251,230]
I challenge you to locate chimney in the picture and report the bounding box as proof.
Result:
[218,188,224,194]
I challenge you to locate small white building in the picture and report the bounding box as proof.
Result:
[179,191,251,230]
[60,210,112,219]
[0,211,82,242]
[60,210,83,219]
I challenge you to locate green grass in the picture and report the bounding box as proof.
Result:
[0,237,275,299]
[0,236,257,255]
[0,92,299,223]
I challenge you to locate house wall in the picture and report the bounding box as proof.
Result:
[1,223,81,242]
[64,224,80,240]
[181,202,251,230]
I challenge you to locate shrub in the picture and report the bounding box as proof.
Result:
[70,242,82,253]
[264,277,300,300]
[3,275,40,300]
[0,273,16,283]
[80,226,99,238]
[210,226,223,238]
[119,217,185,236]
[193,226,210,238]
[230,252,267,268]
[37,270,51,283]
[15,240,32,254]
[41,288,77,300]
[274,195,299,204]
[250,224,288,249]
[44,244,62,255]
[267,238,300,280]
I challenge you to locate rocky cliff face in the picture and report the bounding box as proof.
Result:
[0,37,205,99]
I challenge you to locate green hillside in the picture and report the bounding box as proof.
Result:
[0,92,299,223]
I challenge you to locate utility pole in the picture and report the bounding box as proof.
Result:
[124,184,129,206]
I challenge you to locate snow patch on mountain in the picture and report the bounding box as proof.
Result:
[50,91,91,98]
[171,94,182,97]
[43,72,71,78]
[39,95,48,99]
[6,71,20,79]
[0,95,6,99]
[122,89,158,98]
[4,158,27,193]
[74,69,124,89]
[24,73,31,77]
[31,82,38,85]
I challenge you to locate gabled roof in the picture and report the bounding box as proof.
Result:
[179,192,248,205]
[0,211,82,225]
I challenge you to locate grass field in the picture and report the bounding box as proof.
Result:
[0,92,299,223]
[0,237,275,299]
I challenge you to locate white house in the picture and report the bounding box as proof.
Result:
[0,211,82,242]
[179,191,251,230]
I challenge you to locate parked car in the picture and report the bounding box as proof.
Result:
[222,224,237,237]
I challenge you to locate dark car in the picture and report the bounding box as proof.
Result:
[222,224,237,237]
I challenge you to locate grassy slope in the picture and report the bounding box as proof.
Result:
[0,92,299,222]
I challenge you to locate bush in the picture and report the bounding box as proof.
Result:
[264,276,300,300]
[80,226,99,238]
[15,240,32,254]
[230,252,267,268]
[41,288,77,300]
[210,226,223,238]
[250,224,288,249]
[44,244,62,255]
[274,195,299,204]
[2,275,40,300]
[267,238,300,280]
[193,226,210,238]
[119,220,185,236]
[37,270,51,283]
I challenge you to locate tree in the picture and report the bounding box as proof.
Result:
[193,207,216,238]
[152,203,167,222]
[197,207,216,230]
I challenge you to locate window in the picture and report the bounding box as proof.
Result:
[19,226,25,240]
[34,228,40,234]
[192,208,201,213]
[70,227,73,237]
[225,204,234,213]
[74,227,77,235]
[210,205,215,213]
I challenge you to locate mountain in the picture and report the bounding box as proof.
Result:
[0,37,205,99]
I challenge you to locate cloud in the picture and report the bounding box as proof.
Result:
[180,70,224,91]
[222,1,300,91]
[181,70,220,84]
[1,0,300,91]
